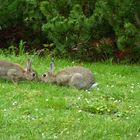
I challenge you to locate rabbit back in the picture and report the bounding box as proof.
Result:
[0,60,37,81]
[0,61,25,79]
[56,66,95,89]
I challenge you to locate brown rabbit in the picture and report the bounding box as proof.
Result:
[41,62,96,90]
[0,59,37,83]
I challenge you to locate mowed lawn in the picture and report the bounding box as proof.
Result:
[0,54,140,140]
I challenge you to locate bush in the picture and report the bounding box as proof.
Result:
[42,4,94,57]
[41,0,140,62]
[0,0,47,51]
[0,0,22,28]
[0,0,140,62]
[93,0,140,61]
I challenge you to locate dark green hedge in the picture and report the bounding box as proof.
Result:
[0,0,140,62]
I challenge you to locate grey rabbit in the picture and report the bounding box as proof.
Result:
[41,62,96,90]
[0,59,37,83]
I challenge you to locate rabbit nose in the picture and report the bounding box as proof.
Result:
[42,74,47,77]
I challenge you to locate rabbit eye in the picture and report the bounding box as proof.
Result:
[43,74,47,77]
[32,72,36,77]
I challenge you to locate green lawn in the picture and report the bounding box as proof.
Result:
[0,54,140,140]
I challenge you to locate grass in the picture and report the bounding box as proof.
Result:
[0,54,140,140]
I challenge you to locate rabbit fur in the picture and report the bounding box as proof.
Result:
[42,62,95,90]
[0,59,37,83]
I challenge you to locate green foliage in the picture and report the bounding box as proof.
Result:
[0,0,140,62]
[0,0,22,27]
[22,0,45,31]
[116,22,137,49]
[8,40,26,56]
[95,0,140,60]
[41,0,140,62]
[0,0,44,31]
[19,40,26,55]
[42,4,94,56]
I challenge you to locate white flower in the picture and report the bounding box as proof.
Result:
[53,135,58,139]
[77,96,81,100]
[78,110,82,113]
[111,85,114,88]
[12,101,17,106]
[35,108,39,111]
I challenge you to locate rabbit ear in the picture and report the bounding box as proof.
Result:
[50,61,54,74]
[26,59,32,71]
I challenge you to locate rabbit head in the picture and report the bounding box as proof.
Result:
[41,61,56,83]
[24,59,38,80]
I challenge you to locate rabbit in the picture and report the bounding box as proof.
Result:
[41,61,96,90]
[0,59,38,83]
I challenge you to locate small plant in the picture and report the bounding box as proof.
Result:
[8,40,26,56]
[8,45,17,56]
[19,40,26,55]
